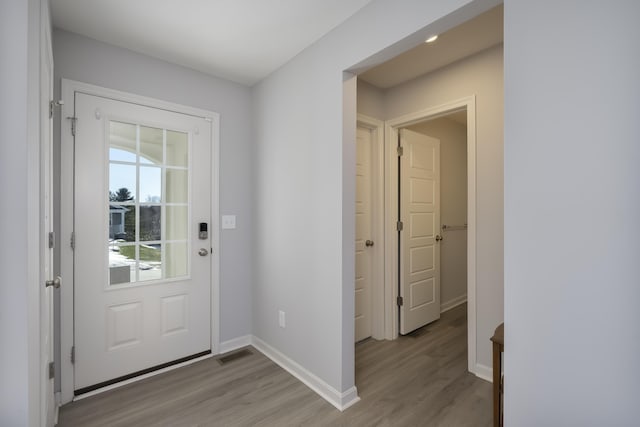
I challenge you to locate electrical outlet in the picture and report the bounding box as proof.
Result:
[278,310,286,328]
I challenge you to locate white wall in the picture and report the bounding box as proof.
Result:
[52,30,254,345]
[384,45,503,370]
[251,0,500,397]
[0,0,48,424]
[409,118,468,309]
[504,1,640,424]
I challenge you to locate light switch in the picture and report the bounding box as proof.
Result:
[221,215,236,229]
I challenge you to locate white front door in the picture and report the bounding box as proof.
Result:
[73,92,212,392]
[355,126,374,342]
[399,129,441,335]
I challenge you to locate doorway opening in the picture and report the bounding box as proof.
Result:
[355,98,476,359]
[352,4,503,389]
[398,109,469,335]
[355,104,472,344]
[404,110,469,317]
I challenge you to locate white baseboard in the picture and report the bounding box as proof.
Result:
[218,335,252,354]
[251,336,360,411]
[474,363,493,383]
[440,294,468,313]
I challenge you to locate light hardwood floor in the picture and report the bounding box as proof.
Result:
[58,303,491,426]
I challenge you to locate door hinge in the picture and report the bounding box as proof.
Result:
[70,232,75,250]
[67,116,77,136]
[396,221,403,231]
[397,145,403,156]
[49,100,63,119]
[48,361,55,379]
[397,296,404,306]
[48,231,55,249]
[70,346,75,364]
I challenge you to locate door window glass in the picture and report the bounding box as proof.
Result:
[108,120,190,285]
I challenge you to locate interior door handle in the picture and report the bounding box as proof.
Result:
[45,276,61,289]
[365,240,374,247]
[198,248,209,256]
[435,235,443,242]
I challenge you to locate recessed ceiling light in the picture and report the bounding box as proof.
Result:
[425,35,438,43]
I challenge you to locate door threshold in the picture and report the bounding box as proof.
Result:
[73,350,212,401]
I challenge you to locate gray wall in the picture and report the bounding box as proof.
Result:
[504,1,640,424]
[384,44,503,370]
[409,118,468,308]
[1,0,49,424]
[0,2,31,424]
[52,30,254,349]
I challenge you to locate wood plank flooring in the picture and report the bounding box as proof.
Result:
[58,303,491,426]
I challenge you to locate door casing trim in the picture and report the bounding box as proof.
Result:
[39,0,55,423]
[60,79,221,403]
[384,95,477,375]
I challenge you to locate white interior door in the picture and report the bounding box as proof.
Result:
[355,126,373,342]
[73,92,212,392]
[399,129,441,335]
[39,21,55,426]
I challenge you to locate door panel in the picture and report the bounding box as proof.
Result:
[355,126,373,342]
[74,93,212,391]
[399,129,441,335]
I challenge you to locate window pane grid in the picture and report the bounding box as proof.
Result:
[108,120,190,286]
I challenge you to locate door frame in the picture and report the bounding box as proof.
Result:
[356,114,385,340]
[60,79,221,403]
[39,0,55,422]
[384,95,477,375]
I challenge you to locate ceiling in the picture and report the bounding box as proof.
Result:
[359,5,503,89]
[51,0,374,86]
